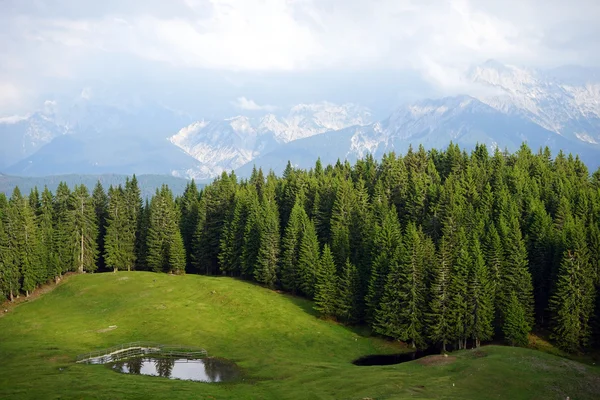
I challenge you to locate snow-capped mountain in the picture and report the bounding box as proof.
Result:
[0,102,68,169]
[469,60,600,144]
[236,62,600,177]
[169,102,372,179]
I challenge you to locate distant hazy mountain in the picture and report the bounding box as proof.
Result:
[236,61,600,176]
[2,61,599,180]
[2,98,203,177]
[0,173,194,198]
[169,102,372,179]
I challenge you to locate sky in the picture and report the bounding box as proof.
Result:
[1,0,599,118]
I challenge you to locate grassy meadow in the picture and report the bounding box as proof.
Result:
[0,272,598,399]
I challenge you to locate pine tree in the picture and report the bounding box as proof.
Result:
[375,223,427,348]
[314,245,337,317]
[503,292,530,347]
[104,186,127,272]
[280,197,308,293]
[180,180,199,271]
[146,186,179,273]
[335,259,361,323]
[125,176,142,270]
[298,219,321,298]
[241,187,261,279]
[168,228,186,274]
[468,233,495,347]
[549,217,596,352]
[254,189,280,288]
[92,182,109,271]
[71,185,98,273]
[6,187,42,297]
[330,179,353,269]
[428,235,453,351]
[54,182,75,275]
[39,187,58,282]
[449,228,471,350]
[365,205,402,322]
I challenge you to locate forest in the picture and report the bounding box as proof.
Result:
[0,143,599,354]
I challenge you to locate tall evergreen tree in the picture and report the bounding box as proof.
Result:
[280,197,309,293]
[503,291,530,347]
[92,182,109,271]
[254,189,280,288]
[468,233,495,347]
[365,205,402,322]
[298,219,321,298]
[71,185,98,273]
[375,223,427,348]
[335,258,361,323]
[549,217,596,352]
[314,245,337,317]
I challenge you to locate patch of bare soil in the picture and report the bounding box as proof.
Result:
[0,272,77,318]
[417,355,457,366]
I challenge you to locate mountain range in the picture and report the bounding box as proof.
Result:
[1,60,599,180]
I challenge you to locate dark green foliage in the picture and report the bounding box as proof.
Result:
[314,245,337,317]
[503,292,531,347]
[280,197,309,292]
[146,186,180,273]
[365,205,402,322]
[3,143,600,355]
[254,188,280,288]
[92,182,109,271]
[297,218,320,298]
[335,259,361,323]
[550,217,596,352]
[375,223,427,348]
[71,185,98,273]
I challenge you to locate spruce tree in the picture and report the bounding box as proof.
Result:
[105,186,127,272]
[71,185,98,273]
[549,217,596,352]
[503,292,530,347]
[335,258,361,323]
[365,205,402,322]
[298,219,320,298]
[54,182,75,275]
[314,244,337,317]
[468,233,495,347]
[375,223,427,348]
[146,186,179,273]
[280,197,308,293]
[330,179,353,269]
[39,187,58,282]
[428,235,453,351]
[254,189,280,288]
[449,228,471,350]
[168,228,186,274]
[92,182,109,271]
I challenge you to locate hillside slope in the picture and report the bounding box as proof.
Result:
[0,272,598,399]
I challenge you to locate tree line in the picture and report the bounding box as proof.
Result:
[1,143,599,353]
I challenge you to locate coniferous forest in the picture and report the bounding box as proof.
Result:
[1,143,599,354]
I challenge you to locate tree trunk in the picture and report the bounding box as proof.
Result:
[9,290,14,302]
[26,290,29,297]
[442,341,446,352]
[114,267,118,273]
[79,226,84,273]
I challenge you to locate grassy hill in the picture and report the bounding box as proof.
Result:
[0,272,598,399]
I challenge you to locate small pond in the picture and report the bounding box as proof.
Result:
[109,357,241,382]
[353,348,438,366]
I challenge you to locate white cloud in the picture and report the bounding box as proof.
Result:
[232,97,277,112]
[0,0,599,113]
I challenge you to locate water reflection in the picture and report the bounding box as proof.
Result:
[110,357,240,382]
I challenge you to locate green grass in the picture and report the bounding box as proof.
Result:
[0,272,599,399]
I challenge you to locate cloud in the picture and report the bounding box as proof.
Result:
[232,97,278,112]
[0,0,599,113]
